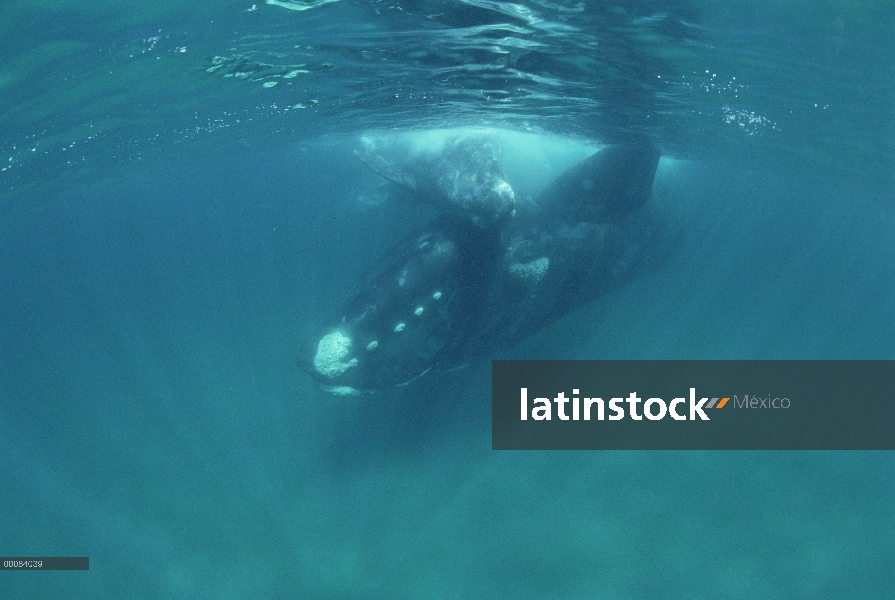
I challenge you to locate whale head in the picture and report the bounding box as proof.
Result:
[301,219,498,394]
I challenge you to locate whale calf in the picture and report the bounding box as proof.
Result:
[355,134,516,228]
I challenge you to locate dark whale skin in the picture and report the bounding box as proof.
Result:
[302,144,660,394]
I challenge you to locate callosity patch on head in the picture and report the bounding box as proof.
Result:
[319,384,361,396]
[509,256,550,282]
[313,330,358,379]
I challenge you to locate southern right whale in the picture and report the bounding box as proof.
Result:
[302,142,661,395]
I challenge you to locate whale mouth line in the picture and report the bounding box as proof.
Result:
[396,366,434,387]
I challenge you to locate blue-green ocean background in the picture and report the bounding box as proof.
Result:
[1,1,893,598]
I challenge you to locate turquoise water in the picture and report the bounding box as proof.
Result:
[1,1,894,598]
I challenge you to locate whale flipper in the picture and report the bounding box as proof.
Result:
[541,144,660,222]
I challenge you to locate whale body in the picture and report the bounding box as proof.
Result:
[302,143,661,395]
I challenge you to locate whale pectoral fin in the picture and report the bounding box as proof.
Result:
[539,143,660,222]
[354,147,418,191]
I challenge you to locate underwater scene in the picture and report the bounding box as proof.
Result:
[1,0,893,598]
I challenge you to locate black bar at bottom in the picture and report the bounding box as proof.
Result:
[1,557,89,570]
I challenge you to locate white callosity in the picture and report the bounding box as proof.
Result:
[319,385,361,396]
[493,179,515,207]
[509,256,550,282]
[313,331,358,378]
